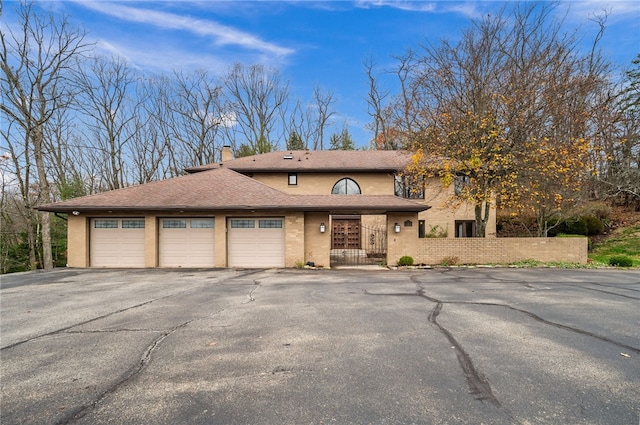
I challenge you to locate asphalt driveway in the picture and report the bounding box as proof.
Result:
[1,267,639,425]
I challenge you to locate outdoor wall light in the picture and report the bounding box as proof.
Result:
[72,211,80,216]
[320,223,326,233]
[394,223,401,233]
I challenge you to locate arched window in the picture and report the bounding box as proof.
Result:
[331,178,361,195]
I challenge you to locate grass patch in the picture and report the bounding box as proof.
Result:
[589,224,640,267]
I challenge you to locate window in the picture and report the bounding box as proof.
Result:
[259,219,283,228]
[418,220,426,238]
[394,175,425,199]
[455,220,476,238]
[190,219,214,229]
[455,175,471,195]
[94,219,118,229]
[288,173,297,186]
[231,219,255,228]
[122,219,145,229]
[163,219,187,229]
[331,178,361,195]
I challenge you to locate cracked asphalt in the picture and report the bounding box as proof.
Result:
[1,268,639,425]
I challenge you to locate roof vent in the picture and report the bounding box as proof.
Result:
[283,154,293,160]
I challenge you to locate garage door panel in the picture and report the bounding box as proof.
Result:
[159,218,215,268]
[228,218,284,268]
[90,219,145,268]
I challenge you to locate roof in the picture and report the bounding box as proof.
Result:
[37,167,430,214]
[185,150,417,173]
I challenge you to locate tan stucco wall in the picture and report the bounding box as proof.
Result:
[67,215,89,267]
[418,178,497,237]
[144,215,158,267]
[252,172,394,195]
[253,172,495,237]
[387,212,420,266]
[304,212,331,267]
[214,213,227,268]
[285,212,305,267]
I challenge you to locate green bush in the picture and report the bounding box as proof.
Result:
[549,215,604,237]
[397,256,414,266]
[609,256,633,267]
[581,215,605,236]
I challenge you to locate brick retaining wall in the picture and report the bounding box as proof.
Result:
[411,237,588,265]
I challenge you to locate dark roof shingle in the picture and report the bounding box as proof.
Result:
[38,167,429,213]
[185,150,417,173]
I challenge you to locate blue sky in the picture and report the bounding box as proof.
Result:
[4,0,640,148]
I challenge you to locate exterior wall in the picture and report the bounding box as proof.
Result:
[413,238,588,265]
[251,172,394,195]
[67,215,89,267]
[387,212,420,265]
[144,215,158,267]
[418,178,497,238]
[253,172,496,238]
[214,213,227,268]
[284,212,305,267]
[304,212,331,267]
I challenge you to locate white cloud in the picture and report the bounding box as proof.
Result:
[73,1,294,57]
[355,1,437,13]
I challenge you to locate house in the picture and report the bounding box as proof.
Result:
[38,149,496,268]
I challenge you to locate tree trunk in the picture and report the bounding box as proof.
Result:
[33,125,54,269]
[473,200,492,237]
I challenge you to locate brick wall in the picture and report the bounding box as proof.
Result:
[395,237,588,265]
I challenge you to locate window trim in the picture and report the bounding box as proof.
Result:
[288,173,297,186]
[230,219,255,229]
[162,219,187,229]
[331,178,361,195]
[455,220,476,238]
[394,174,425,199]
[455,175,471,195]
[94,219,118,229]
[122,219,145,229]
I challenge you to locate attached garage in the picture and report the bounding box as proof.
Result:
[90,218,145,267]
[227,218,285,268]
[159,218,215,267]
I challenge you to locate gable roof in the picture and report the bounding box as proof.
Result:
[37,167,429,214]
[185,150,417,173]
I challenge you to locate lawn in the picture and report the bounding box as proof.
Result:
[589,224,640,267]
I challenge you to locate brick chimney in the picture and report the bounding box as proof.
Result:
[221,145,233,162]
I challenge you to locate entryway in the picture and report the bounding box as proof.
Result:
[330,216,387,266]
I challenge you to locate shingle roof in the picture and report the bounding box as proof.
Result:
[185,150,417,173]
[37,167,429,213]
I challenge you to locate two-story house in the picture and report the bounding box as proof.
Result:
[38,149,495,268]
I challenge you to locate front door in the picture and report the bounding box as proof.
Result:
[332,218,361,249]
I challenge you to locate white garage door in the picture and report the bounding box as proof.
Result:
[159,218,215,267]
[228,218,285,268]
[90,218,145,267]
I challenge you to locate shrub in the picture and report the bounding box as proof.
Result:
[397,256,414,266]
[424,225,448,238]
[440,256,460,266]
[609,256,633,267]
[549,215,604,237]
[581,215,605,236]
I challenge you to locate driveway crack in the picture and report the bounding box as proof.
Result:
[55,320,192,425]
[364,288,501,406]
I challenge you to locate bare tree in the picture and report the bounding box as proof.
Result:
[164,69,225,171]
[223,63,289,155]
[311,85,335,150]
[75,56,142,190]
[1,1,90,269]
[596,54,640,209]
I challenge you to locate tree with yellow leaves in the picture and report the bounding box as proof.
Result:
[397,3,612,236]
